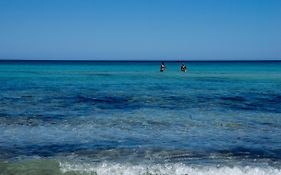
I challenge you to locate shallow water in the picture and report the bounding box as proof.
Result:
[0,61,281,174]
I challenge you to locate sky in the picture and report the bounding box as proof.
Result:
[0,0,281,60]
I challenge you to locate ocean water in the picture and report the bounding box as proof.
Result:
[0,60,281,175]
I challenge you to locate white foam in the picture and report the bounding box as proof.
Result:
[59,162,281,175]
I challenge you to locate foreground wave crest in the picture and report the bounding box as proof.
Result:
[60,162,281,175]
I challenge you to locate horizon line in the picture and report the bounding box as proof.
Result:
[0,59,281,62]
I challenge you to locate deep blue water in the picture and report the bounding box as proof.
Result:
[0,61,281,175]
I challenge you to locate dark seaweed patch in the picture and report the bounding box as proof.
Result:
[75,95,140,110]
[196,77,230,83]
[76,95,129,104]
[0,114,67,126]
[216,147,281,160]
[219,93,281,113]
[221,96,246,102]
[0,140,125,158]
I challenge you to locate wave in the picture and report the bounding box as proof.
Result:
[1,159,281,175]
[60,162,281,175]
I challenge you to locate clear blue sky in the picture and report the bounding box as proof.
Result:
[0,0,280,60]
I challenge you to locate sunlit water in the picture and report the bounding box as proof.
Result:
[0,61,281,175]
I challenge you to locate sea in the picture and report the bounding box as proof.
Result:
[0,60,281,175]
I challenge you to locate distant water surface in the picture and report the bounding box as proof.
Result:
[0,60,281,175]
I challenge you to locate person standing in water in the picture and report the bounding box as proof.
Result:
[181,63,187,72]
[160,62,166,72]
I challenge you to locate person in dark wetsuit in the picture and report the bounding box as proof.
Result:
[160,62,166,72]
[181,63,187,72]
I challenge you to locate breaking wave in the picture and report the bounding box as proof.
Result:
[60,162,281,175]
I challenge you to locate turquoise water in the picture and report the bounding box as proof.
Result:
[0,61,281,175]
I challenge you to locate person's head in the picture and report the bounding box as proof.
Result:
[162,61,164,65]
